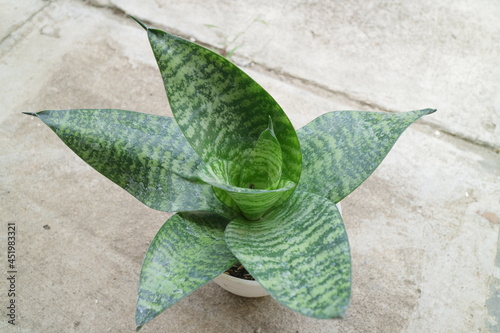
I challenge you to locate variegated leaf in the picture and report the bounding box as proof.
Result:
[136,212,238,329]
[197,159,295,220]
[138,20,302,192]
[225,191,351,318]
[297,109,436,203]
[238,118,282,190]
[26,109,236,218]
[197,119,292,220]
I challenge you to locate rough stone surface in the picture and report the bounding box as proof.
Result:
[1,0,499,332]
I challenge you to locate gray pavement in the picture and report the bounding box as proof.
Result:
[1,0,499,332]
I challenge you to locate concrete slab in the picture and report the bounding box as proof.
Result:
[110,0,500,149]
[1,0,499,332]
[0,0,48,42]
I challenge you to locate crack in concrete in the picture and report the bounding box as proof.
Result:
[83,0,191,44]
[82,0,128,17]
[82,0,500,153]
[237,60,500,152]
[0,1,53,47]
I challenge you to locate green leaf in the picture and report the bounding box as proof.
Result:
[297,109,436,203]
[197,159,295,220]
[196,119,292,220]
[136,212,237,329]
[141,23,302,189]
[225,191,351,318]
[238,118,282,190]
[29,109,235,218]
[223,178,295,220]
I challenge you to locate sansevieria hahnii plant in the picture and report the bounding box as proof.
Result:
[25,17,435,330]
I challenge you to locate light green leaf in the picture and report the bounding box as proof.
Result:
[225,191,351,318]
[139,22,302,190]
[297,109,436,203]
[238,118,282,190]
[223,179,295,220]
[196,119,291,220]
[27,109,235,218]
[136,212,237,329]
[197,159,295,220]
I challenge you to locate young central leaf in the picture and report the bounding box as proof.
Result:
[197,120,293,220]
[239,118,282,190]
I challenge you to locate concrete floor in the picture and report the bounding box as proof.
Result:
[1,0,499,332]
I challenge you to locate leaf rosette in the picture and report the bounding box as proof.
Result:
[26,17,436,330]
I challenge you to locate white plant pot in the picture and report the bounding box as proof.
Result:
[214,202,342,298]
[213,273,269,298]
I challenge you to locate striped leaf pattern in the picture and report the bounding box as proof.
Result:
[145,26,302,189]
[297,109,437,203]
[224,179,296,220]
[136,212,237,329]
[196,119,291,220]
[197,160,296,220]
[225,191,351,318]
[238,118,282,190]
[29,109,236,218]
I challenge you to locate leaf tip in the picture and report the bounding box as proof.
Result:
[267,115,274,131]
[135,311,148,331]
[135,301,154,330]
[130,15,149,31]
[22,112,37,117]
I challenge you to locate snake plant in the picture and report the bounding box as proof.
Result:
[25,17,435,330]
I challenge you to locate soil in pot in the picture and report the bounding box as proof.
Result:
[225,263,255,280]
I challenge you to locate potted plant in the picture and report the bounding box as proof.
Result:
[25,17,435,330]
